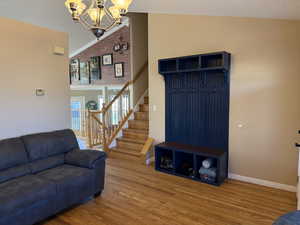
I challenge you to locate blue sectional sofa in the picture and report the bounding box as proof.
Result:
[0,129,107,225]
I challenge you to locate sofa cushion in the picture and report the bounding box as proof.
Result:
[0,175,56,216]
[0,138,28,171]
[37,165,94,208]
[52,129,79,151]
[0,165,30,184]
[21,129,79,162]
[30,155,65,174]
[65,149,107,169]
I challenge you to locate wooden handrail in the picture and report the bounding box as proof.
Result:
[103,81,131,112]
[102,61,148,113]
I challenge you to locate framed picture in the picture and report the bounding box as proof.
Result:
[69,59,80,84]
[80,61,90,84]
[114,62,124,78]
[113,44,121,52]
[121,43,129,51]
[89,56,101,82]
[102,53,113,66]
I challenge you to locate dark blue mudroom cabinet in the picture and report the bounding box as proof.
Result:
[155,52,231,186]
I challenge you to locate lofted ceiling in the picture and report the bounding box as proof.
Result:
[0,0,299,55]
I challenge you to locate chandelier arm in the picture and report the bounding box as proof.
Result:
[103,6,115,21]
[81,0,95,17]
[104,20,119,31]
[79,17,93,29]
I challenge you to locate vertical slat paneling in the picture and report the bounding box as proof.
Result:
[165,68,229,154]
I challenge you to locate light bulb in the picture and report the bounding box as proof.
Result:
[88,8,106,23]
[65,0,86,15]
[111,0,133,11]
[109,6,121,19]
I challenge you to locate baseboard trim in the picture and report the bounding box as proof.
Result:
[229,173,297,192]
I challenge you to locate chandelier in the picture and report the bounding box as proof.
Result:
[65,0,133,39]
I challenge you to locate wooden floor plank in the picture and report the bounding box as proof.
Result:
[42,157,297,225]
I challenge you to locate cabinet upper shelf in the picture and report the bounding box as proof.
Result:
[158,51,231,75]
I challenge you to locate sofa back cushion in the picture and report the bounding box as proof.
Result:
[22,129,78,161]
[0,138,30,183]
[21,129,79,173]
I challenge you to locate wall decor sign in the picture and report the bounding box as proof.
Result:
[69,58,80,84]
[114,62,124,78]
[102,53,113,66]
[113,36,129,54]
[113,44,121,52]
[80,61,90,84]
[89,56,101,82]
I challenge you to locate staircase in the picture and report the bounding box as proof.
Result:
[111,96,149,159]
[87,62,154,163]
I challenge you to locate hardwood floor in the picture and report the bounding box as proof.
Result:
[42,157,296,225]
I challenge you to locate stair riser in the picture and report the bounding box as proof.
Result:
[117,141,143,151]
[128,121,148,130]
[123,131,148,140]
[134,112,149,120]
[110,151,141,160]
[139,104,149,112]
[117,138,145,145]
[144,97,149,104]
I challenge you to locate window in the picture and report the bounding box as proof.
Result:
[110,95,119,125]
[98,95,104,110]
[70,96,85,132]
[122,94,129,117]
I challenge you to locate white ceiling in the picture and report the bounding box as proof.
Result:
[0,0,299,54]
[130,0,300,20]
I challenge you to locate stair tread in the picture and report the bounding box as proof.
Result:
[129,119,149,123]
[117,137,146,144]
[111,147,141,157]
[124,128,149,133]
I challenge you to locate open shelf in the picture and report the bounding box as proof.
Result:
[195,155,218,184]
[175,151,195,178]
[158,52,230,75]
[155,147,174,173]
[155,142,227,186]
[159,59,177,73]
[178,56,200,71]
[201,54,223,69]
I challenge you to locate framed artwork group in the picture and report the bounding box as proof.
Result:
[70,53,125,84]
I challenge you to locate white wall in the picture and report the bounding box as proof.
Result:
[0,17,70,139]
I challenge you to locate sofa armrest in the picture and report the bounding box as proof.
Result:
[65,149,107,169]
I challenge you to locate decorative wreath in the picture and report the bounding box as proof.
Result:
[86,101,98,110]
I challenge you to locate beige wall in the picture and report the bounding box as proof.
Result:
[0,17,70,140]
[148,14,300,186]
[129,13,149,105]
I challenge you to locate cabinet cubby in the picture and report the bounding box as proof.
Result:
[155,142,227,186]
[175,151,194,178]
[158,52,230,74]
[155,147,174,173]
[201,54,223,68]
[178,56,200,71]
[158,59,177,73]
